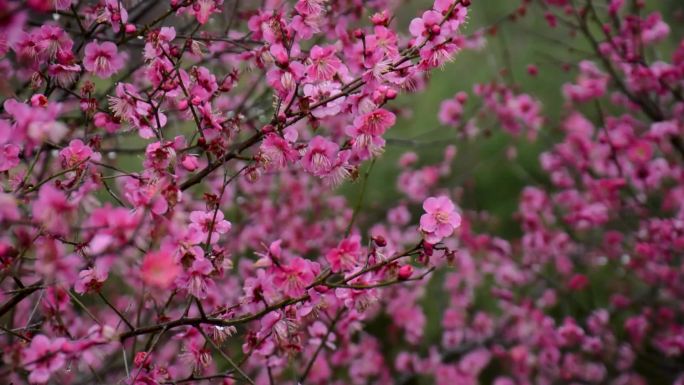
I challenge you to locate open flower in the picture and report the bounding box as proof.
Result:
[83,41,124,78]
[307,45,342,81]
[178,258,215,299]
[187,210,232,245]
[420,196,461,244]
[0,143,20,172]
[142,249,181,289]
[326,235,362,273]
[302,136,341,177]
[409,10,442,40]
[22,335,67,384]
[273,257,317,298]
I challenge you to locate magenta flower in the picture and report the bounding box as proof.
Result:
[22,335,67,384]
[83,41,124,78]
[409,10,442,39]
[307,45,342,81]
[0,192,20,222]
[48,56,81,87]
[259,133,299,170]
[438,92,467,127]
[180,154,200,171]
[179,258,215,299]
[0,143,20,172]
[420,196,461,244]
[302,136,340,177]
[141,249,181,289]
[295,0,326,16]
[35,25,72,59]
[353,108,396,136]
[326,235,362,273]
[273,257,316,298]
[303,81,345,118]
[53,0,75,11]
[58,139,98,169]
[192,0,222,25]
[103,0,129,32]
[32,184,74,235]
[74,258,110,294]
[188,210,232,245]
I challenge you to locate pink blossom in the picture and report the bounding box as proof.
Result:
[409,11,443,40]
[397,264,414,280]
[35,25,72,59]
[22,335,67,384]
[188,210,232,245]
[562,61,609,103]
[0,143,20,171]
[273,257,317,298]
[242,268,277,304]
[0,192,20,222]
[266,44,306,99]
[291,13,322,41]
[438,92,467,127]
[420,196,461,244]
[3,97,67,146]
[295,0,326,16]
[353,108,396,136]
[59,139,98,169]
[103,0,128,32]
[74,258,111,294]
[259,133,299,170]
[142,249,181,289]
[32,184,74,235]
[93,112,120,133]
[308,320,336,349]
[303,81,345,118]
[181,154,200,171]
[178,258,215,299]
[12,30,42,61]
[48,56,81,87]
[83,41,124,78]
[302,136,349,181]
[307,45,342,81]
[326,235,362,273]
[191,0,222,25]
[4,2,684,384]
[641,12,670,44]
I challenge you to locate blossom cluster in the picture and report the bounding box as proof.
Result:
[3,0,684,384]
[0,0,467,384]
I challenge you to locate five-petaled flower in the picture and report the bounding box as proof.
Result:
[420,196,461,244]
[83,41,124,78]
[22,335,67,384]
[142,249,181,289]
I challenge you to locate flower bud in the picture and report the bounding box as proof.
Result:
[30,94,48,107]
[181,155,199,171]
[397,265,414,280]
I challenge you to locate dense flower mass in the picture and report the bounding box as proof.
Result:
[2,0,684,384]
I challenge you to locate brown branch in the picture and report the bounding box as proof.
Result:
[0,282,43,319]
